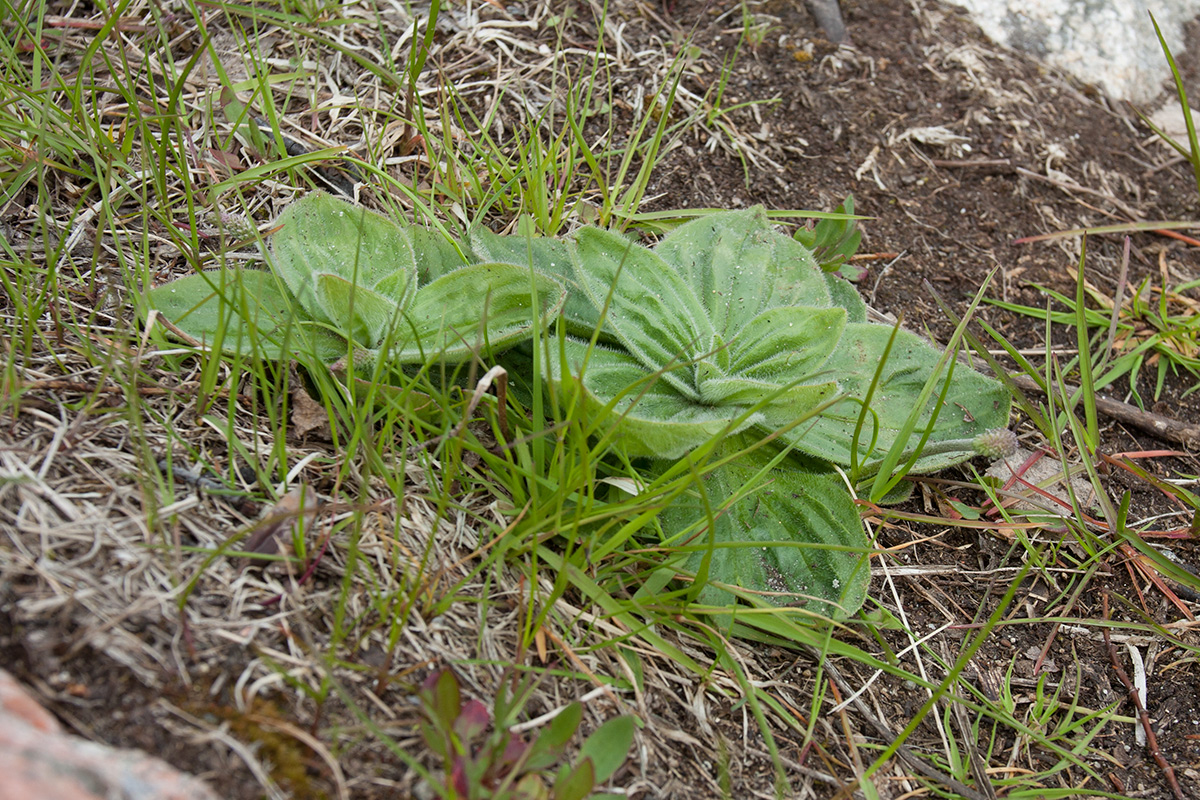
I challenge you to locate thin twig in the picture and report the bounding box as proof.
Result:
[1102,591,1187,800]
[930,158,1015,171]
[158,458,259,515]
[24,379,169,395]
[1015,166,1143,219]
[1007,373,1200,448]
[951,698,997,800]
[931,158,1142,218]
[921,278,1200,448]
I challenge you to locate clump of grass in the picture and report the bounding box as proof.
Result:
[989,253,1200,408]
[1,2,858,796]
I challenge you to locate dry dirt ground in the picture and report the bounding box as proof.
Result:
[4,0,1200,798]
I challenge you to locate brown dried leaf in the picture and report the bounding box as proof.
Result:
[207,146,244,171]
[291,374,330,440]
[238,486,320,568]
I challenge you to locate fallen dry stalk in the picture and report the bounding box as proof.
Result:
[1102,590,1186,800]
[1007,373,1200,449]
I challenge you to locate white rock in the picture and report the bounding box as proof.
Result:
[984,447,1098,515]
[948,0,1200,103]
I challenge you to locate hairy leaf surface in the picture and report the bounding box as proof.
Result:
[271,193,417,322]
[315,273,402,347]
[552,339,760,459]
[467,223,599,336]
[146,269,345,362]
[652,208,841,335]
[765,323,1011,471]
[392,263,566,362]
[571,226,713,399]
[150,195,565,369]
[729,305,846,379]
[663,440,870,614]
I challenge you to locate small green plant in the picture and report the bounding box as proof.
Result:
[1000,13,1200,406]
[148,198,1011,616]
[988,273,1200,406]
[1140,12,1200,199]
[417,669,634,800]
[793,193,866,281]
[539,208,1011,611]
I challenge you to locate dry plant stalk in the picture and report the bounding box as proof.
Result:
[1102,590,1186,800]
[238,486,320,568]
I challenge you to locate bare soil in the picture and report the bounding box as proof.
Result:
[4,1,1200,798]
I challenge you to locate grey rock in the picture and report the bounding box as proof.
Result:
[804,0,848,42]
[948,0,1200,102]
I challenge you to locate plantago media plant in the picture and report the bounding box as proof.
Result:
[148,196,1011,616]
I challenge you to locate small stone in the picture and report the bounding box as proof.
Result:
[0,670,219,800]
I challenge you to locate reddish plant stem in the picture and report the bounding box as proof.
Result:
[1101,591,1187,800]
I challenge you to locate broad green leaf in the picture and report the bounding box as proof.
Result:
[542,702,582,750]
[694,368,837,410]
[553,758,595,800]
[766,323,1011,470]
[571,226,713,398]
[578,716,634,783]
[411,224,473,284]
[653,207,837,336]
[525,701,581,771]
[825,271,868,322]
[315,273,403,347]
[729,305,846,379]
[428,670,461,730]
[373,269,416,305]
[147,268,346,362]
[467,222,600,336]
[270,193,417,321]
[663,440,870,614]
[388,263,566,362]
[551,338,760,459]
